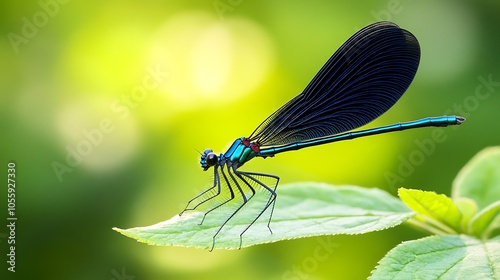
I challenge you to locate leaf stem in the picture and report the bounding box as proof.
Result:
[406,216,457,235]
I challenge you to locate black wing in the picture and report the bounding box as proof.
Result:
[248,21,420,147]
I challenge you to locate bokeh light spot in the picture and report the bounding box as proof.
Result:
[148,11,275,109]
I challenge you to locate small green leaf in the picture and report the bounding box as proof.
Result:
[486,215,500,238]
[454,197,478,232]
[469,200,500,238]
[453,147,500,209]
[114,183,413,250]
[398,188,462,231]
[370,235,500,280]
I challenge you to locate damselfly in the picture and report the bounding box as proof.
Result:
[179,21,465,250]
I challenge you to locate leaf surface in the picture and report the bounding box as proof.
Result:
[370,235,500,280]
[114,183,413,249]
[399,188,462,231]
[453,147,500,209]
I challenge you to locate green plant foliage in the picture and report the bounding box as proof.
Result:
[399,188,462,232]
[453,147,500,209]
[469,201,500,239]
[370,235,500,280]
[369,147,500,278]
[114,183,413,249]
[454,197,478,232]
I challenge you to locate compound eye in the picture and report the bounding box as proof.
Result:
[206,153,218,166]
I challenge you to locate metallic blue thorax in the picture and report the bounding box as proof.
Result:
[223,137,258,165]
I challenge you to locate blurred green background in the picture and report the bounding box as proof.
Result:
[1,0,500,279]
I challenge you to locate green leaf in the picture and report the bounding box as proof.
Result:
[114,183,413,250]
[453,147,500,209]
[454,197,478,232]
[398,188,462,232]
[487,215,500,238]
[469,200,500,238]
[370,235,500,280]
